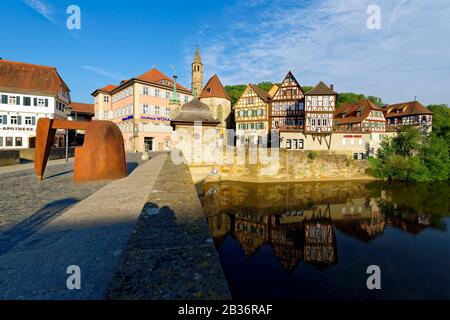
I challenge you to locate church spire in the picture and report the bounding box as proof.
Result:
[194,45,202,64]
[191,45,203,98]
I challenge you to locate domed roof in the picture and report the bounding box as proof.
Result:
[171,98,220,125]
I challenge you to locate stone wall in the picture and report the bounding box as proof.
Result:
[203,149,372,182]
[0,150,20,167]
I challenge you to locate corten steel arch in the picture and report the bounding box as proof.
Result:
[34,118,127,183]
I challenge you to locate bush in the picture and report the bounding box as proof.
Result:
[307,151,318,160]
[369,126,450,182]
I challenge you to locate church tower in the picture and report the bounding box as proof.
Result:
[191,46,203,97]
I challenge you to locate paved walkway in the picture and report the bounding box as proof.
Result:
[0,158,73,176]
[0,154,167,299]
[106,157,230,299]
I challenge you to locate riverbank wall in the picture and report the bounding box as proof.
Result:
[187,149,372,184]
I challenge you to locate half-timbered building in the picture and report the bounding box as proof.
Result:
[304,81,337,133]
[234,84,271,146]
[269,71,305,148]
[333,99,386,133]
[331,99,394,157]
[383,101,433,134]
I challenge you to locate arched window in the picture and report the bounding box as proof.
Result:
[217,105,223,122]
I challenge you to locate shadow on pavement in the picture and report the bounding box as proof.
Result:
[0,197,79,255]
[126,162,139,175]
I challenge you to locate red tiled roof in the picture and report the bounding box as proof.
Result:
[92,68,192,97]
[91,84,117,96]
[334,99,384,125]
[69,102,94,115]
[135,68,191,92]
[384,101,432,117]
[100,84,117,92]
[200,74,231,100]
[0,59,69,96]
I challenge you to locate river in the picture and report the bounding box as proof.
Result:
[200,180,450,299]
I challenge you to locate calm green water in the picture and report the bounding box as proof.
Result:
[200,180,450,299]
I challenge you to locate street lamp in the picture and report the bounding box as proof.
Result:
[64,104,73,162]
[133,124,139,153]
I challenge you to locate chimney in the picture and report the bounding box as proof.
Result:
[330,84,334,91]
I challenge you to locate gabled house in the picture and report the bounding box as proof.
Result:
[200,74,232,145]
[333,99,386,133]
[383,101,433,134]
[0,59,71,149]
[234,84,271,146]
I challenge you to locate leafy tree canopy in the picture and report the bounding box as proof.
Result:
[368,126,450,182]
[337,93,384,108]
[427,104,450,145]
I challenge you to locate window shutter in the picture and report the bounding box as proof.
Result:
[34,98,37,106]
[17,116,22,125]
[16,96,20,105]
[2,115,6,124]
[32,117,36,126]
[1,95,7,104]
[45,99,49,107]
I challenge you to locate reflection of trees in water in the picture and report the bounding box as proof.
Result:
[201,180,449,271]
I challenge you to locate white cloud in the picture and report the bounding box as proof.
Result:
[24,0,54,22]
[196,0,450,104]
[81,66,127,81]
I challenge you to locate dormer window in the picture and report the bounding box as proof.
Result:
[341,114,346,118]
[207,88,211,93]
[356,111,361,117]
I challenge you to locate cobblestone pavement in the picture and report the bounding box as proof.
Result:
[0,153,146,254]
[0,153,167,299]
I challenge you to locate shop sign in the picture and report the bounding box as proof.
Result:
[0,126,34,132]
[141,116,170,121]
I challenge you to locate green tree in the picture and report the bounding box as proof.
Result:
[336,92,383,108]
[419,135,450,181]
[392,126,421,157]
[256,82,274,92]
[303,86,313,93]
[225,85,247,105]
[369,126,450,182]
[337,92,366,107]
[367,95,384,107]
[428,104,450,144]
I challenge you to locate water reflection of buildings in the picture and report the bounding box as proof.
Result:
[201,181,439,272]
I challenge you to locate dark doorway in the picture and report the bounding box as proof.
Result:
[144,137,154,152]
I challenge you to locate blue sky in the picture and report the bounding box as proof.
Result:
[1,0,449,105]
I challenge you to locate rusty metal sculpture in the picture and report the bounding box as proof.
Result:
[34,118,127,183]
